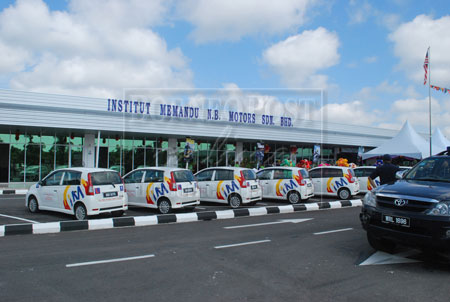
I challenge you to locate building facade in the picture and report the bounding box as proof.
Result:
[0,89,397,185]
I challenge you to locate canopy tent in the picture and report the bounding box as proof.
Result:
[432,128,450,153]
[362,121,432,160]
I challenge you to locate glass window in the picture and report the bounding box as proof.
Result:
[10,144,25,182]
[324,168,343,178]
[0,133,10,143]
[62,171,82,185]
[257,169,272,180]
[71,146,83,167]
[134,148,145,169]
[122,140,133,174]
[354,168,364,177]
[43,171,64,186]
[215,169,234,181]
[146,148,156,167]
[273,169,292,179]
[56,145,69,169]
[108,144,121,173]
[196,169,214,181]
[309,169,321,179]
[90,171,122,185]
[25,144,40,182]
[300,169,309,178]
[173,170,195,182]
[124,170,145,184]
[241,169,256,180]
[144,170,164,183]
[158,149,167,167]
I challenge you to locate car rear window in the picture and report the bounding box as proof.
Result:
[242,169,256,180]
[173,170,195,182]
[90,171,122,185]
[300,169,309,178]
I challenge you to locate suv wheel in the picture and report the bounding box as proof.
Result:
[228,194,242,209]
[338,188,351,200]
[287,191,301,204]
[367,232,396,253]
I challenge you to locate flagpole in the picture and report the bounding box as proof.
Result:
[428,46,432,156]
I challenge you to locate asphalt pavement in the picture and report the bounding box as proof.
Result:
[1,206,449,302]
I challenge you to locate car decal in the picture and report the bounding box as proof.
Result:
[275,179,284,196]
[146,183,155,204]
[293,170,303,185]
[234,174,245,188]
[63,185,85,210]
[216,181,225,200]
[367,178,380,191]
[326,177,350,193]
[145,182,169,204]
[276,179,299,196]
[216,180,240,199]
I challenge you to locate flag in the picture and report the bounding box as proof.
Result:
[423,47,429,85]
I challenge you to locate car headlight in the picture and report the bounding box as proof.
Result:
[427,201,450,216]
[363,191,376,207]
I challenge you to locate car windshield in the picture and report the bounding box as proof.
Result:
[90,171,122,185]
[404,157,450,182]
[173,170,195,182]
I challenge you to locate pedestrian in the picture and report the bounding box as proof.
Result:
[368,154,399,188]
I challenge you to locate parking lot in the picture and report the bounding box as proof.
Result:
[0,194,357,226]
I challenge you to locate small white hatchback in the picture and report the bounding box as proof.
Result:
[123,167,199,214]
[308,166,360,200]
[26,168,128,220]
[195,167,262,208]
[257,167,314,204]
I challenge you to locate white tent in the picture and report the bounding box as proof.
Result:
[432,128,450,153]
[362,121,432,160]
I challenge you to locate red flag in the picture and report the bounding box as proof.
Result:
[423,48,429,85]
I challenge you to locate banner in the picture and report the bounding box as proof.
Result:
[184,138,195,162]
[430,85,450,94]
[313,145,321,163]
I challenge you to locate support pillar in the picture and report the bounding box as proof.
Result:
[167,138,178,168]
[82,134,96,168]
[235,142,243,166]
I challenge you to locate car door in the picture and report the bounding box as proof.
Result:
[272,168,291,199]
[142,169,165,206]
[124,170,145,205]
[39,171,64,209]
[60,170,82,211]
[257,169,273,198]
[214,169,235,203]
[309,169,323,195]
[195,169,214,201]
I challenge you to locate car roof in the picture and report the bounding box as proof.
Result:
[127,167,190,172]
[310,166,351,170]
[52,167,119,173]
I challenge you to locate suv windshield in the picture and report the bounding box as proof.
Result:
[404,157,450,182]
[90,171,122,185]
[173,170,195,182]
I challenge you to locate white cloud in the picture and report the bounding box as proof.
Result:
[262,27,340,88]
[364,56,377,63]
[311,100,379,125]
[348,0,372,24]
[0,0,192,98]
[389,14,450,87]
[176,0,314,43]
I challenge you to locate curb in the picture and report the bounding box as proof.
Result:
[0,189,28,195]
[0,199,362,237]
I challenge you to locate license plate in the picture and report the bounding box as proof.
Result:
[184,187,194,193]
[382,214,410,227]
[251,185,258,190]
[104,191,118,198]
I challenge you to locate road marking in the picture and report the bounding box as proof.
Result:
[214,239,271,249]
[359,250,420,266]
[0,213,38,223]
[224,218,313,229]
[314,228,353,235]
[66,254,155,268]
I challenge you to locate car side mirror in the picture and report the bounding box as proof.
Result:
[395,170,406,179]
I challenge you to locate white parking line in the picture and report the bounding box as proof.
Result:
[0,213,38,224]
[214,239,271,249]
[314,228,353,235]
[66,254,155,268]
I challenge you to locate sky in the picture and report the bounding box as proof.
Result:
[0,0,449,137]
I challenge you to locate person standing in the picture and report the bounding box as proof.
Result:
[368,154,399,188]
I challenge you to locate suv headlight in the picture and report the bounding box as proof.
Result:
[427,201,450,216]
[363,191,376,207]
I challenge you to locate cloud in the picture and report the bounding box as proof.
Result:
[176,0,315,43]
[364,56,377,63]
[0,0,192,98]
[389,14,450,87]
[347,0,373,24]
[311,100,379,125]
[262,27,340,88]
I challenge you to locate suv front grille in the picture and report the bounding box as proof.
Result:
[376,194,436,213]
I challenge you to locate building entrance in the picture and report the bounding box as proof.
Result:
[0,144,9,183]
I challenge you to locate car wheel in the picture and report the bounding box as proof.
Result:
[158,199,172,214]
[74,204,88,220]
[338,188,351,200]
[111,210,124,217]
[287,191,301,204]
[228,194,242,209]
[28,197,39,213]
[367,232,396,253]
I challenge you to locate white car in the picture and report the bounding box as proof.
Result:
[308,166,359,200]
[123,167,199,214]
[195,167,262,208]
[26,168,128,220]
[256,167,314,204]
[354,165,412,193]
